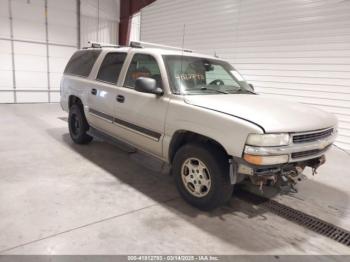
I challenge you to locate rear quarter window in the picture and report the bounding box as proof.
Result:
[64,50,101,77]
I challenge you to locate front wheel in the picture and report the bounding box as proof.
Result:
[68,104,93,144]
[173,143,233,210]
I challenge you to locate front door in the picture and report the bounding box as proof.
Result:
[113,53,170,157]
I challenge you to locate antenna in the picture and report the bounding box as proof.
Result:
[181,24,186,54]
[179,24,186,94]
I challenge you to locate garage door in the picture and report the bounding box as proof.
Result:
[0,0,77,103]
[0,0,119,104]
[140,0,350,151]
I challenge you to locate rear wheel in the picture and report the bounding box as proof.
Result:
[68,104,93,144]
[173,143,233,210]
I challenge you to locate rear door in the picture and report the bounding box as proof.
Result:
[112,53,170,157]
[87,52,127,137]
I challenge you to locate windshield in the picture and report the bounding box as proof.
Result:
[163,55,254,95]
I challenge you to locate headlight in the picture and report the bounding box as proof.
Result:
[246,133,290,147]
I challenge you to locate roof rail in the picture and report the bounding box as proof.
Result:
[85,41,120,49]
[129,41,193,52]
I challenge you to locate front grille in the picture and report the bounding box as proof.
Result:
[291,145,330,159]
[293,128,333,144]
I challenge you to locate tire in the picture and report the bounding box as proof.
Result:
[68,104,93,144]
[173,143,233,210]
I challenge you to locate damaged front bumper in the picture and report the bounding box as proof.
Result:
[235,154,327,193]
[234,127,336,191]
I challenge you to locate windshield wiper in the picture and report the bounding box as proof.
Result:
[199,86,229,94]
[236,88,256,94]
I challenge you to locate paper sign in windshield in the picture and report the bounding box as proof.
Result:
[176,73,205,81]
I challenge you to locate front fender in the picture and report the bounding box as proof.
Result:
[164,98,263,160]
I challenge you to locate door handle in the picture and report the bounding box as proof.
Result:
[91,88,97,95]
[116,95,125,103]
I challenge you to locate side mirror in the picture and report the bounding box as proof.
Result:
[135,77,163,96]
[248,83,254,91]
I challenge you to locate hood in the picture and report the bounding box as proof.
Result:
[184,94,337,133]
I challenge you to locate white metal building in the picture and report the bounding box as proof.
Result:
[140,0,350,150]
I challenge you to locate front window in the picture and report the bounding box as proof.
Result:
[163,55,253,95]
[124,54,163,89]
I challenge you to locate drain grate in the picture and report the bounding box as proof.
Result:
[236,190,350,247]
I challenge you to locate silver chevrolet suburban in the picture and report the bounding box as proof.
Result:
[60,41,337,210]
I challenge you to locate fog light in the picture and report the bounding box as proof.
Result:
[238,164,254,176]
[243,154,289,165]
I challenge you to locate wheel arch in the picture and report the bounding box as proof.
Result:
[68,95,83,109]
[168,130,229,164]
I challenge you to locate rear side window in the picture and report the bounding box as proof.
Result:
[97,52,127,84]
[64,50,101,77]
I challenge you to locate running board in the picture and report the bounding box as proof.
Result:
[87,127,137,154]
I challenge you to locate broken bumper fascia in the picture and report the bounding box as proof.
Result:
[233,129,336,178]
[243,129,336,165]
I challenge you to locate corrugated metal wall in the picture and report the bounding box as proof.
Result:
[129,12,141,42]
[140,0,350,151]
[0,0,119,103]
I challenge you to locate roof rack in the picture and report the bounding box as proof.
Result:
[129,41,193,52]
[84,41,120,49]
[83,41,193,53]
